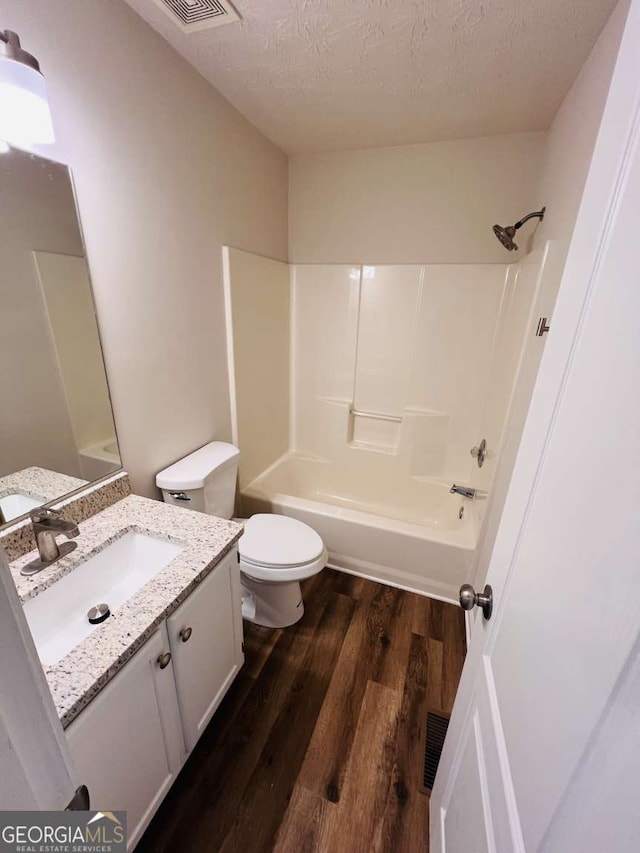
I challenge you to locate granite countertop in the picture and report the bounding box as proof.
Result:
[10,494,243,729]
[0,466,87,503]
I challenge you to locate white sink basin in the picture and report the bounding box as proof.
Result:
[1,492,43,523]
[23,531,184,666]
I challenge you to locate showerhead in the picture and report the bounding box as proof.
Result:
[493,207,546,252]
[493,223,518,251]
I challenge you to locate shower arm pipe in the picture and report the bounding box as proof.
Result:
[0,30,41,71]
[513,208,546,231]
[350,407,403,423]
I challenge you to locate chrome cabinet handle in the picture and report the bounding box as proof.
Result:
[179,626,193,643]
[459,583,493,620]
[157,651,172,669]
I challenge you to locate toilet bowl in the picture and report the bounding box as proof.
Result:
[237,514,328,627]
[156,442,327,628]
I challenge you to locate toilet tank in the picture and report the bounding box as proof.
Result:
[156,442,240,520]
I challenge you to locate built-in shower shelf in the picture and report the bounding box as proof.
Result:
[349,406,402,451]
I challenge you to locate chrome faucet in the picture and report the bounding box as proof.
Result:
[450,484,477,500]
[21,508,80,576]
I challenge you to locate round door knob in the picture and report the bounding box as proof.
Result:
[157,651,172,669]
[179,626,193,643]
[459,583,493,620]
[459,584,477,610]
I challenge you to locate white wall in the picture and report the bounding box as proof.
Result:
[532,0,630,314]
[6,0,289,497]
[292,262,530,489]
[289,132,546,264]
[223,248,290,490]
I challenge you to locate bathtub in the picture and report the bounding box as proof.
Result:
[78,438,120,481]
[240,452,476,601]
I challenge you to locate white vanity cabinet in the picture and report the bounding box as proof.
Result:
[65,547,243,850]
[65,625,184,849]
[167,549,244,751]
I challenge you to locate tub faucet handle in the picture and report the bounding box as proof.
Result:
[470,438,487,468]
[450,484,476,499]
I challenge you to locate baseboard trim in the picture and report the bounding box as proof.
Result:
[326,559,458,605]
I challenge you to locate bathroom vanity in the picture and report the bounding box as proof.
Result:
[9,494,244,849]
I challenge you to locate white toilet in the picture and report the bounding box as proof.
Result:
[156,442,327,628]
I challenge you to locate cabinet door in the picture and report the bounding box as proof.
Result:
[66,626,184,850]
[167,549,244,752]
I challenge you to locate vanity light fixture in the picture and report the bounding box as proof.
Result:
[0,30,54,147]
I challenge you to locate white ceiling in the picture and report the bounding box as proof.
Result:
[124,0,619,154]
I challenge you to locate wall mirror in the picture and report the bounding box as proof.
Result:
[0,147,120,527]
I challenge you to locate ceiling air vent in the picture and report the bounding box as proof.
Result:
[152,0,240,33]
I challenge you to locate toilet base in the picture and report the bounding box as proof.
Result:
[240,574,304,628]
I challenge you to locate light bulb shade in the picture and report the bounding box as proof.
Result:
[0,58,54,146]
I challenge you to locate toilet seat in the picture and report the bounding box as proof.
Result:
[238,514,327,581]
[239,513,324,567]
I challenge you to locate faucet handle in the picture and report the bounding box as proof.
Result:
[470,438,487,468]
[29,506,62,523]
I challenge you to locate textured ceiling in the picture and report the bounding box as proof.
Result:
[123,0,619,154]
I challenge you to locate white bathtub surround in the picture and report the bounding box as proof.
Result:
[222,247,290,491]
[77,438,120,481]
[469,243,551,521]
[229,249,552,596]
[290,261,547,484]
[10,494,242,728]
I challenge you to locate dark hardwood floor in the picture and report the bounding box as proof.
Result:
[137,569,466,853]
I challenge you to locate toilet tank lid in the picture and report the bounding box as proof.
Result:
[156,442,240,490]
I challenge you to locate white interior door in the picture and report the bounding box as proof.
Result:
[431,2,640,849]
[0,546,77,810]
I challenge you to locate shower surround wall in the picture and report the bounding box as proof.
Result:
[292,263,512,488]
[227,247,550,596]
[223,247,290,491]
